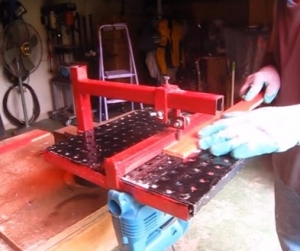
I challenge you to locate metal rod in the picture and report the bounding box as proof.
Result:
[18,75,29,127]
[82,16,88,51]
[230,62,235,107]
[157,0,162,19]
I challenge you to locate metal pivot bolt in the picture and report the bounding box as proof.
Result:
[173,116,191,129]
[149,110,164,120]
[173,119,183,128]
[163,75,170,85]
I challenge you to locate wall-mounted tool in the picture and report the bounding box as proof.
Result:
[41,3,77,29]
[0,0,27,27]
[40,3,78,71]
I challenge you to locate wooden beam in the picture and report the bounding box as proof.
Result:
[28,206,117,251]
[164,94,264,159]
[0,128,112,251]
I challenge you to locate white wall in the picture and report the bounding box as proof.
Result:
[0,0,54,129]
[0,0,144,130]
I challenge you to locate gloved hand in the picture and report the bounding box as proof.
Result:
[240,65,280,104]
[198,105,300,159]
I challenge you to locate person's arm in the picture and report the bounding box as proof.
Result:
[239,64,280,104]
[240,4,280,104]
[261,10,277,67]
[198,104,300,158]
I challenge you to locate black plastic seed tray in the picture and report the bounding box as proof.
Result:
[122,152,244,217]
[46,109,168,172]
[46,109,245,217]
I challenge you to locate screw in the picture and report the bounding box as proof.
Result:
[149,112,157,117]
[173,120,183,128]
[149,111,164,119]
[156,111,164,119]
[163,75,170,85]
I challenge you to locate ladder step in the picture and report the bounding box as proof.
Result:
[102,24,127,31]
[104,70,135,79]
[98,23,142,122]
[106,99,129,104]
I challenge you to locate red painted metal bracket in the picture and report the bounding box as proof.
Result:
[70,65,224,131]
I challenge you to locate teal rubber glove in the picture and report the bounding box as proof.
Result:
[198,105,300,159]
[240,65,280,104]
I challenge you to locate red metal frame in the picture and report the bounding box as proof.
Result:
[43,65,262,220]
[70,65,223,131]
[43,112,214,220]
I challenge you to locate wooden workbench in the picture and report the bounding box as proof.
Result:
[0,128,117,251]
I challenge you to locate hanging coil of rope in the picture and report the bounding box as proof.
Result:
[2,83,40,126]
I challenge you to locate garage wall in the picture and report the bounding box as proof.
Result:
[0,0,53,129]
[0,0,144,130]
[163,0,249,26]
[249,0,274,26]
[0,0,273,130]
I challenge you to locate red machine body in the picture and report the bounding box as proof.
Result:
[43,65,262,220]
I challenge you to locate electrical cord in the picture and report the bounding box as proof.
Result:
[2,83,40,126]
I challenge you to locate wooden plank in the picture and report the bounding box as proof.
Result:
[0,130,51,154]
[0,237,14,251]
[164,94,264,159]
[0,129,109,251]
[27,206,116,251]
[54,125,78,135]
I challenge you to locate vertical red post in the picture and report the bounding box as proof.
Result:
[154,87,169,123]
[70,66,94,132]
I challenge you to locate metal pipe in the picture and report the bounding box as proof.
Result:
[157,0,162,19]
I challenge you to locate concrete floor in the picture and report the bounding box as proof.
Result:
[174,155,281,251]
[5,117,282,251]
